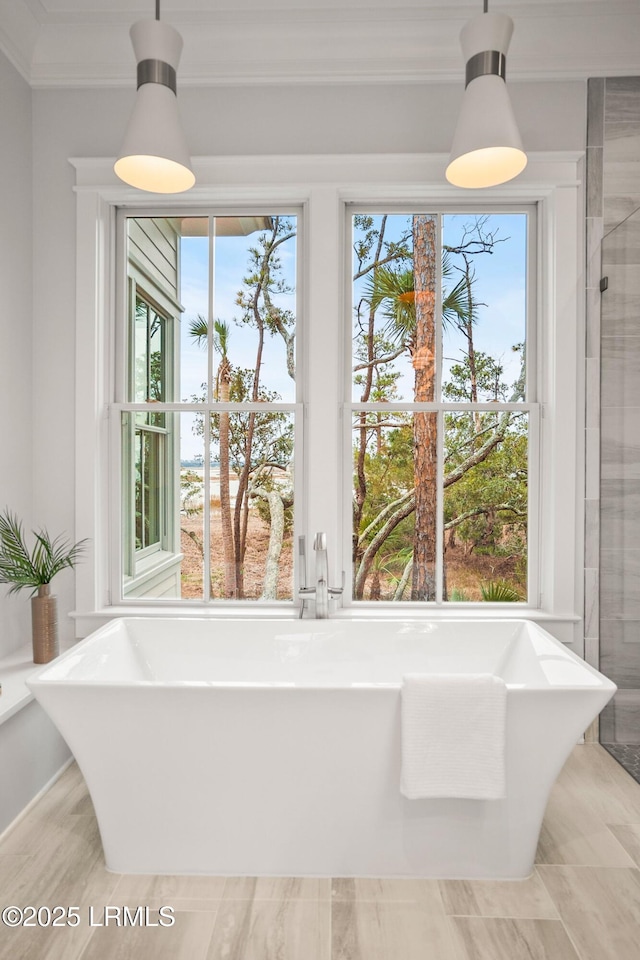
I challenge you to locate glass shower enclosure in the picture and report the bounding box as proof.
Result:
[599,205,640,781]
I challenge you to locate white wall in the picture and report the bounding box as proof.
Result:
[0,51,71,836]
[29,79,587,642]
[0,49,33,657]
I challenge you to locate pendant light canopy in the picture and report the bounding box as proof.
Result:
[446,3,527,189]
[114,3,195,194]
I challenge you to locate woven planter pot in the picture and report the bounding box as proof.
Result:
[31,584,59,664]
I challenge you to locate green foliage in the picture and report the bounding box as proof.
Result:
[253,476,294,533]
[190,368,293,479]
[188,316,230,356]
[352,214,412,278]
[353,343,402,401]
[219,369,293,473]
[442,351,508,403]
[443,413,528,565]
[449,587,470,602]
[362,253,470,351]
[134,297,165,402]
[479,580,524,602]
[234,216,297,381]
[355,417,414,527]
[351,213,529,600]
[0,510,88,596]
[180,470,202,517]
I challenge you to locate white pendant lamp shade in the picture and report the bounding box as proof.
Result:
[114,18,195,194]
[446,11,527,189]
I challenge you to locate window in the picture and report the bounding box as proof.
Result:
[117,212,298,602]
[125,295,170,560]
[73,155,583,637]
[349,211,534,604]
[118,206,533,607]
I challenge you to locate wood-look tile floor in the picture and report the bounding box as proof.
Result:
[2,744,640,959]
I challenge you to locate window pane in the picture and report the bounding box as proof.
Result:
[123,214,298,606]
[179,416,205,600]
[135,429,162,551]
[133,296,167,405]
[352,412,437,601]
[178,217,210,405]
[211,216,297,403]
[123,412,205,600]
[127,215,298,412]
[352,214,433,403]
[442,214,527,402]
[206,411,295,601]
[352,212,528,405]
[443,410,528,602]
[133,299,148,401]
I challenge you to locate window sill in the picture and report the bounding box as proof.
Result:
[0,640,75,728]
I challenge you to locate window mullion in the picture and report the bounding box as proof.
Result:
[436,408,444,604]
[528,403,541,608]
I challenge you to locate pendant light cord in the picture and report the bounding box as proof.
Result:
[155,0,160,20]
[483,0,488,11]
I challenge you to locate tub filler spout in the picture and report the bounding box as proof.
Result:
[298,533,343,618]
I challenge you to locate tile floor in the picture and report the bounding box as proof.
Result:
[602,743,640,785]
[1,744,640,959]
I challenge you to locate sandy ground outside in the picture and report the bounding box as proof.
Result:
[178,506,523,603]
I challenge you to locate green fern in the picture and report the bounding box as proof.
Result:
[0,510,88,596]
[479,580,524,603]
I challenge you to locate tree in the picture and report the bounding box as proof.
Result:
[187,217,297,599]
[351,214,526,601]
[410,215,438,600]
[231,217,296,595]
[352,215,412,565]
[189,317,237,596]
[354,216,469,599]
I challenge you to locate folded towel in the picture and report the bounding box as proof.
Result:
[400,673,507,800]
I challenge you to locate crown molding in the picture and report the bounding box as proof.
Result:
[4,1,640,89]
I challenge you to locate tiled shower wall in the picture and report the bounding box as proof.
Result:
[586,77,640,743]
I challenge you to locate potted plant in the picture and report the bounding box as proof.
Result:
[0,509,88,663]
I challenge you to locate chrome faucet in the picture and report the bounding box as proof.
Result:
[298,533,343,618]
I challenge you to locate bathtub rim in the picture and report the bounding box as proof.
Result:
[26,616,617,696]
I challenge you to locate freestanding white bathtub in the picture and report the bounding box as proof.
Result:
[28,618,615,879]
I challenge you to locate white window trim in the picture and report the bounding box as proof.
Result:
[72,153,584,648]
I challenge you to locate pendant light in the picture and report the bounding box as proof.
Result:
[114,0,195,193]
[446,1,527,189]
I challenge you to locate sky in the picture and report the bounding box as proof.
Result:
[177,219,297,461]
[351,212,528,403]
[173,211,527,461]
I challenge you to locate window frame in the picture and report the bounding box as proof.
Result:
[118,232,182,596]
[125,288,172,566]
[72,153,584,648]
[343,205,539,608]
[114,206,303,605]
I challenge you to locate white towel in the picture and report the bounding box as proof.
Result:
[400,673,507,800]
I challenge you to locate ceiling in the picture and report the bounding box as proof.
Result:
[1,0,639,88]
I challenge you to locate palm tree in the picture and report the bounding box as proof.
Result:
[363,221,470,600]
[364,251,470,350]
